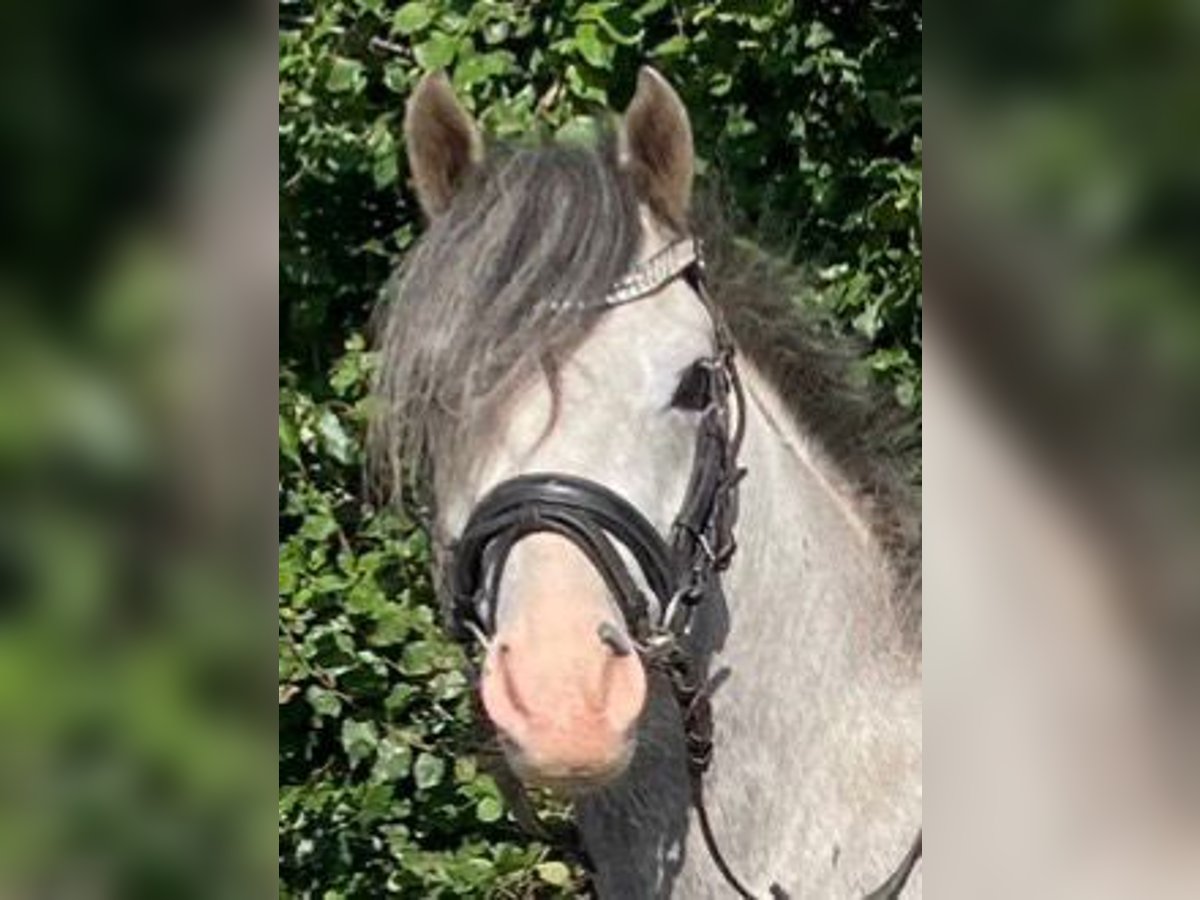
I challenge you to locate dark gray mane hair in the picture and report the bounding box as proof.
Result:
[370,136,919,628]
[370,133,642,500]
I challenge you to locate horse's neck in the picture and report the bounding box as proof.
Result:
[691,359,921,893]
[723,360,911,671]
[577,360,921,898]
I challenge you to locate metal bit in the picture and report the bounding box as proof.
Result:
[597,621,633,657]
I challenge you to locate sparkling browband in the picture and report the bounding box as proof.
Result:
[550,238,701,311]
[603,237,700,307]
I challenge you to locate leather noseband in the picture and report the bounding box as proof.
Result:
[448,473,673,641]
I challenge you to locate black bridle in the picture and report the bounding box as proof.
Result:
[440,238,920,899]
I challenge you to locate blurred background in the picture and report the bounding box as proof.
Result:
[0,0,276,896]
[925,0,1200,895]
[3,0,1197,895]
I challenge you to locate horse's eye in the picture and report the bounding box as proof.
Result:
[670,362,711,411]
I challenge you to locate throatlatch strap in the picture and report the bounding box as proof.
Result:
[691,775,921,900]
[677,673,918,900]
[863,831,922,900]
[690,773,789,900]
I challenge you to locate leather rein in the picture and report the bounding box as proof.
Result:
[442,238,920,898]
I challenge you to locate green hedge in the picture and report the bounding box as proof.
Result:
[279,1,920,895]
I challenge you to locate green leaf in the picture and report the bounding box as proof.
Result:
[279,414,300,464]
[633,0,670,16]
[709,72,733,97]
[482,21,509,45]
[414,33,459,71]
[535,861,572,886]
[430,669,467,701]
[299,509,338,543]
[392,2,434,35]
[555,115,599,146]
[383,63,410,95]
[316,409,353,464]
[326,57,365,94]
[475,796,503,822]
[453,756,477,783]
[805,21,834,50]
[650,35,688,58]
[306,685,342,718]
[454,51,514,89]
[373,150,398,189]
[440,11,468,33]
[372,737,413,782]
[345,577,382,614]
[358,783,395,824]
[341,718,379,764]
[399,640,439,675]
[573,23,612,69]
[588,6,643,46]
[413,752,445,790]
[564,65,606,104]
[369,606,410,646]
[385,682,417,713]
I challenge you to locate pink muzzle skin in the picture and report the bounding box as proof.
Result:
[476,538,648,788]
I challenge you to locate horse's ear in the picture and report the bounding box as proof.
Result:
[621,67,694,226]
[404,72,483,217]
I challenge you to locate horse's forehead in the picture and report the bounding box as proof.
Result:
[583,286,710,372]
[493,286,707,453]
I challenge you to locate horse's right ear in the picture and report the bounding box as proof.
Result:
[620,67,694,227]
[404,72,483,217]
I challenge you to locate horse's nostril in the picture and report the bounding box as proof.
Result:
[597,621,633,657]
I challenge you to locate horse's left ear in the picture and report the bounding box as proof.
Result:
[621,67,694,226]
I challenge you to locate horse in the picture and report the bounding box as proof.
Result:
[371,67,922,898]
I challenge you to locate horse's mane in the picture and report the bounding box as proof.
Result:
[370,135,919,632]
[694,196,921,635]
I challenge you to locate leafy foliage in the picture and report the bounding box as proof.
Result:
[279,0,920,895]
[279,352,584,897]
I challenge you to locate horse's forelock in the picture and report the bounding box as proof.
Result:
[369,134,642,507]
